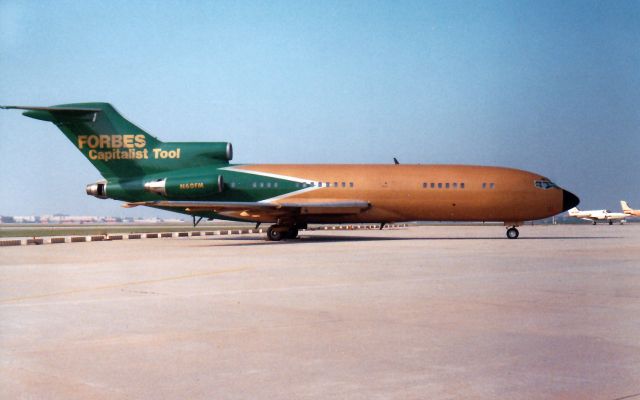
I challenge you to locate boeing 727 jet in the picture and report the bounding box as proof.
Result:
[2,103,580,240]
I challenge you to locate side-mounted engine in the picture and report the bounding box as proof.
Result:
[143,175,224,199]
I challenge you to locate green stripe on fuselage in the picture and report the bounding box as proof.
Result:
[107,165,312,203]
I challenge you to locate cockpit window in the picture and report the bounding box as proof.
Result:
[534,179,558,190]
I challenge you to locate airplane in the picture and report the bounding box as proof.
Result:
[621,201,640,217]
[1,102,580,240]
[566,207,626,225]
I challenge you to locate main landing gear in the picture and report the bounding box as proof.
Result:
[266,224,301,241]
[506,227,519,239]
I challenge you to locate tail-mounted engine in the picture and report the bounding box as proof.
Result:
[86,181,108,199]
[144,175,224,199]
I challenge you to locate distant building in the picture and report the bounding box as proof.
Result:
[0,215,183,224]
[13,216,39,223]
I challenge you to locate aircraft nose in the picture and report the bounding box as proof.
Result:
[562,190,580,212]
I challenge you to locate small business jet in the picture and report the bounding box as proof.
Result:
[567,207,626,225]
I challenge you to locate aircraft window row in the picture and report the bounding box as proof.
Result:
[422,182,465,189]
[296,181,354,188]
[249,182,280,188]
[482,182,495,189]
[534,180,557,190]
[231,181,356,189]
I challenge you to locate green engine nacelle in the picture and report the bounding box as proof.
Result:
[87,179,147,201]
[166,142,233,163]
[86,166,227,201]
[143,175,224,199]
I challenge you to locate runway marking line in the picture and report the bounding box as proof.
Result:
[0,266,249,305]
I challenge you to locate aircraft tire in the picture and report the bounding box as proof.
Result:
[267,225,284,241]
[609,220,613,225]
[506,227,519,239]
[284,228,299,239]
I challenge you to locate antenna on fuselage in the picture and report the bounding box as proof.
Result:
[393,157,399,165]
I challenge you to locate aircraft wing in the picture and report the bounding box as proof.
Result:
[124,200,371,216]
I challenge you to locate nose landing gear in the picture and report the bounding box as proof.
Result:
[506,227,519,239]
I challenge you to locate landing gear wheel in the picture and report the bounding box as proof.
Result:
[609,220,613,225]
[506,227,519,239]
[284,228,299,239]
[267,225,284,241]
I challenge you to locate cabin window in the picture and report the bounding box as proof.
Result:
[489,183,495,189]
[342,182,346,187]
[326,182,330,187]
[259,182,264,188]
[266,182,272,188]
[349,182,354,188]
[318,182,323,187]
[274,182,278,188]
[534,180,557,190]
[438,183,442,189]
[230,182,236,188]
[482,183,487,189]
[333,182,337,187]
[460,182,465,189]
[445,183,450,189]
[252,182,257,188]
[453,182,458,189]
[422,183,427,188]
[430,182,435,189]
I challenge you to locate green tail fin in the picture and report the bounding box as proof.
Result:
[16,102,162,179]
[3,102,233,179]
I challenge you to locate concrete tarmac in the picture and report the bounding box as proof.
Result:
[1,225,639,399]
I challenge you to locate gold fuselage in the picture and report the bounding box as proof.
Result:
[228,164,566,224]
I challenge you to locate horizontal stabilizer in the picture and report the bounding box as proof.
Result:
[1,105,102,123]
[1,105,102,113]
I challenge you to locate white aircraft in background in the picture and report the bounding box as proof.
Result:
[567,207,626,225]
[621,201,640,217]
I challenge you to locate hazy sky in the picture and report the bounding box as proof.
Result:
[1,0,638,217]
